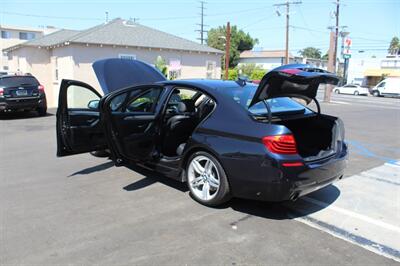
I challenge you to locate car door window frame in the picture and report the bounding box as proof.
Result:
[123,87,163,114]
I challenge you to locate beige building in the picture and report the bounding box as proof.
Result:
[0,24,58,71]
[4,19,223,107]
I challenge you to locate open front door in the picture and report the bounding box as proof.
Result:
[56,79,107,157]
[101,85,165,163]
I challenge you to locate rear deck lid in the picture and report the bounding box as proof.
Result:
[249,64,339,107]
[92,58,167,94]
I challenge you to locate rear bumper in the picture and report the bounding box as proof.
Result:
[0,95,47,111]
[228,143,348,202]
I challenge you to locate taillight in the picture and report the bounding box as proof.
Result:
[262,134,298,155]
[0,88,3,96]
[38,84,45,93]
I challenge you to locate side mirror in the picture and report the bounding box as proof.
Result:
[87,100,100,110]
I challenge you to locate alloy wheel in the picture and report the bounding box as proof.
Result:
[187,155,220,201]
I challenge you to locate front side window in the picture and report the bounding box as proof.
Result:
[67,85,100,109]
[377,82,385,88]
[126,88,162,113]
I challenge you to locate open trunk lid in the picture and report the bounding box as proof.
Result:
[92,58,167,94]
[249,64,339,107]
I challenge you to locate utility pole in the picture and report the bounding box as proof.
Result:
[325,31,335,102]
[333,0,340,72]
[224,22,231,80]
[274,1,302,64]
[324,0,341,102]
[105,11,109,23]
[196,1,208,44]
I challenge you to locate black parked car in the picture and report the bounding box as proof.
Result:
[0,75,47,116]
[57,59,347,206]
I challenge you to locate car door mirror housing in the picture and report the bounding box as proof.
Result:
[87,100,100,110]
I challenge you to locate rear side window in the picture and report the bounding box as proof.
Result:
[218,84,312,116]
[0,76,39,87]
[126,88,162,113]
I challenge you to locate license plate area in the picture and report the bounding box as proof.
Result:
[16,90,28,96]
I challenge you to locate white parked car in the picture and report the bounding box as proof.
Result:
[371,78,400,97]
[334,84,369,96]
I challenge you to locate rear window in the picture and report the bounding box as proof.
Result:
[218,84,312,116]
[0,76,39,87]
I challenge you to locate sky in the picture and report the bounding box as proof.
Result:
[1,0,399,59]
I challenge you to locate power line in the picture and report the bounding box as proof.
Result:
[0,11,103,21]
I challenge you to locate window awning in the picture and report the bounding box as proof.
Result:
[364,68,400,77]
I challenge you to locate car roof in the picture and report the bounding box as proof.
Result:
[159,79,257,95]
[0,75,36,79]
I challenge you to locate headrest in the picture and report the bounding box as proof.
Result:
[181,99,195,112]
[177,102,187,112]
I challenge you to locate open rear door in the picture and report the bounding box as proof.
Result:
[56,79,107,157]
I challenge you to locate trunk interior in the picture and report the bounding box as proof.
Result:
[276,114,338,160]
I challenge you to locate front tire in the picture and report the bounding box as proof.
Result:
[186,151,231,206]
[354,90,359,96]
[334,89,340,94]
[373,91,380,97]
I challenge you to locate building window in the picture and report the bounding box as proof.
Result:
[54,58,59,81]
[119,54,136,60]
[206,60,216,79]
[1,31,11,39]
[168,59,181,80]
[19,32,36,40]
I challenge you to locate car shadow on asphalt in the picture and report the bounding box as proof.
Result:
[68,161,115,177]
[69,160,340,220]
[0,111,54,120]
[222,185,341,221]
[123,164,188,192]
[122,162,341,220]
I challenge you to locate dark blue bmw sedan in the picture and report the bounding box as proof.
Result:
[56,59,348,206]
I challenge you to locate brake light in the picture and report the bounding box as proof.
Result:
[262,134,298,154]
[0,88,3,96]
[38,84,45,93]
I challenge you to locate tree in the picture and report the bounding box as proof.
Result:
[207,25,258,69]
[388,37,400,55]
[299,47,322,59]
[154,56,167,77]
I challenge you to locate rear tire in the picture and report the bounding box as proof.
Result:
[334,89,340,94]
[186,151,231,207]
[37,107,47,116]
[354,90,359,95]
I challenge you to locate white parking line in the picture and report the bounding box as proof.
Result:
[288,161,400,261]
[301,196,400,233]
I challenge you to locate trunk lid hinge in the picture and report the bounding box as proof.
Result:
[262,99,272,124]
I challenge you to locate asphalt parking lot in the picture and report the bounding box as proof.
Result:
[1,93,399,265]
